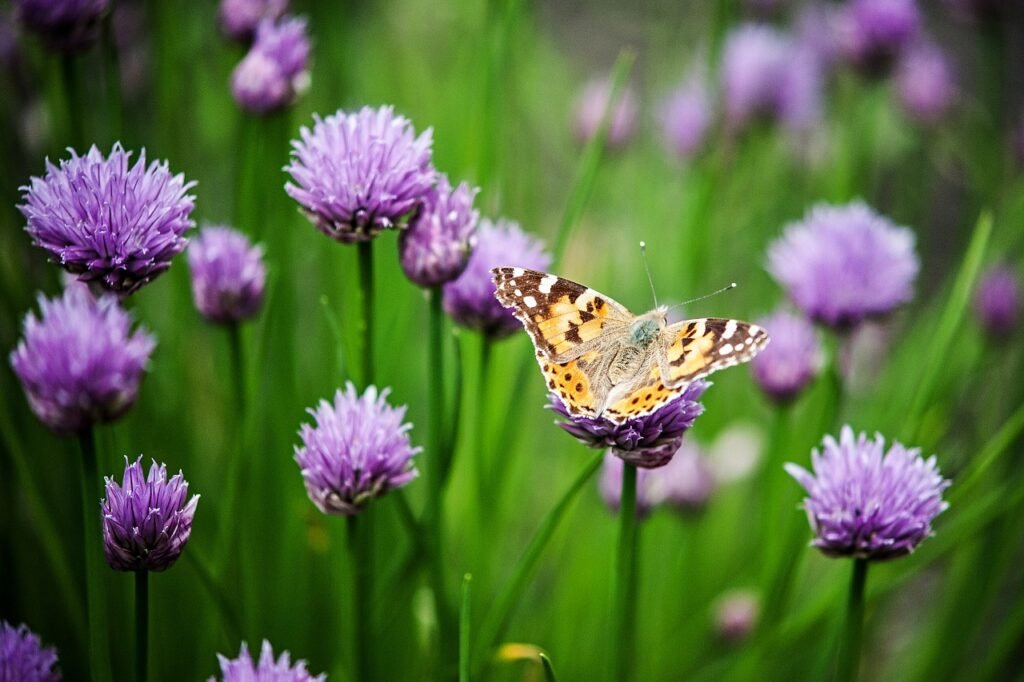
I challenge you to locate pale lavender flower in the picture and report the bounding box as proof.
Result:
[231,15,310,114]
[443,218,550,339]
[574,77,639,149]
[896,41,956,124]
[211,641,325,682]
[19,144,196,294]
[973,266,1019,337]
[786,426,949,560]
[219,0,287,42]
[0,621,60,682]
[658,72,713,160]
[659,438,714,511]
[101,456,199,571]
[285,106,435,243]
[598,453,663,519]
[840,0,920,75]
[14,0,107,51]
[713,590,760,642]
[766,201,919,329]
[399,175,480,288]
[751,308,823,404]
[295,383,420,516]
[187,226,266,324]
[10,284,155,435]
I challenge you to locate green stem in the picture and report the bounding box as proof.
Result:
[347,513,373,682]
[79,429,113,682]
[135,570,149,682]
[612,463,639,681]
[184,549,242,644]
[358,240,375,387]
[837,559,869,682]
[460,574,473,682]
[477,337,494,504]
[60,54,85,149]
[102,13,123,142]
[227,322,246,414]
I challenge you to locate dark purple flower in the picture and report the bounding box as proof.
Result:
[840,0,920,76]
[285,106,436,244]
[549,380,709,468]
[973,265,1019,338]
[14,0,107,51]
[295,383,420,516]
[218,0,287,42]
[0,10,21,67]
[896,41,956,124]
[399,175,480,288]
[766,201,919,329]
[751,308,823,404]
[713,590,760,642]
[658,72,713,161]
[443,218,550,339]
[10,284,155,435]
[786,426,949,560]
[101,456,199,571]
[19,144,196,294]
[0,621,60,682]
[187,226,266,324]
[599,453,663,519]
[211,640,325,682]
[574,77,639,149]
[230,15,310,114]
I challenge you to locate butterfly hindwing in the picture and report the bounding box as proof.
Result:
[662,318,770,386]
[603,363,684,422]
[536,348,604,418]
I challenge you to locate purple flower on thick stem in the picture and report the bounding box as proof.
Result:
[839,0,920,76]
[285,106,436,244]
[295,383,420,516]
[19,144,196,294]
[218,0,287,42]
[187,226,267,324]
[973,265,1019,338]
[101,456,199,572]
[599,438,713,517]
[10,284,155,435]
[786,426,949,560]
[230,15,310,114]
[751,308,823,404]
[0,620,60,682]
[14,0,108,51]
[211,641,325,682]
[399,174,480,288]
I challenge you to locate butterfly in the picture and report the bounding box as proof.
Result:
[491,267,770,424]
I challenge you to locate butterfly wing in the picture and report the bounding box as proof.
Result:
[602,362,684,423]
[660,318,769,387]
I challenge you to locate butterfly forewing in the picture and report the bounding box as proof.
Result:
[661,318,770,386]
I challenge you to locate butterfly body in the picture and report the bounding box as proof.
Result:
[491,267,770,424]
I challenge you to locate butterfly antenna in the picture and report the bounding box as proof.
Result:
[670,283,738,311]
[640,241,659,308]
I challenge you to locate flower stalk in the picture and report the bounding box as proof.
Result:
[837,559,869,682]
[135,570,149,682]
[78,429,112,682]
[612,462,640,681]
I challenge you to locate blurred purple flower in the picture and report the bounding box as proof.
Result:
[10,284,155,435]
[285,106,435,244]
[0,10,21,67]
[766,201,919,329]
[573,77,639,149]
[973,265,1019,338]
[218,0,287,42]
[443,218,550,339]
[896,41,956,124]
[399,174,480,288]
[599,453,663,519]
[0,621,60,682]
[745,0,782,17]
[19,144,196,294]
[211,640,325,682]
[786,426,949,560]
[549,380,709,468]
[231,15,310,114]
[658,72,713,160]
[840,0,920,76]
[659,438,714,511]
[295,383,420,516]
[713,590,760,642]
[751,308,823,404]
[101,456,199,572]
[14,0,107,51]
[187,226,266,324]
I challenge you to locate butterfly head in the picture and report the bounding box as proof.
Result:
[629,306,669,348]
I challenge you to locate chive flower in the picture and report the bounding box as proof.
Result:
[973,265,1019,338]
[713,590,760,642]
[658,72,712,161]
[0,620,60,682]
[839,0,920,76]
[14,0,108,51]
[399,174,480,288]
[230,15,310,114]
[573,76,639,149]
[187,226,266,324]
[218,0,287,42]
[896,41,956,124]
[751,308,823,404]
[599,439,714,517]
[211,641,325,682]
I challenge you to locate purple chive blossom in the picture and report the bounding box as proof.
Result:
[0,621,60,682]
[839,0,920,76]
[295,383,420,516]
[549,380,709,469]
[751,308,823,404]
[573,77,639,149]
[211,641,325,682]
[659,438,715,511]
[713,590,760,642]
[219,0,287,42]
[10,284,155,435]
[187,226,267,324]
[599,453,663,519]
[101,456,199,571]
[443,218,551,339]
[285,106,436,244]
[786,426,949,561]
[896,42,956,124]
[399,174,480,288]
[14,0,108,51]
[973,266,1019,337]
[766,201,919,329]
[658,72,713,161]
[19,144,196,294]
[230,15,310,115]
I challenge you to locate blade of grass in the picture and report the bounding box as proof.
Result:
[460,573,472,682]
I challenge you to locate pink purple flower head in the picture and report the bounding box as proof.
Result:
[101,456,199,572]
[187,226,267,324]
[445,218,550,339]
[399,174,480,288]
[231,15,310,114]
[19,143,196,294]
[713,590,760,642]
[839,0,920,76]
[785,426,949,561]
[658,72,713,161]
[218,0,287,42]
[751,308,823,404]
[14,0,107,51]
[211,640,325,682]
[285,106,435,243]
[10,284,155,435]
[549,380,709,469]
[896,41,956,124]
[573,76,639,149]
[0,620,60,682]
[973,265,1019,338]
[766,201,919,329]
[599,439,713,517]
[295,383,420,516]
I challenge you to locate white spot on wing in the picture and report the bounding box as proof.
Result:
[512,267,525,276]
[524,295,538,308]
[722,320,737,339]
[538,275,558,294]
[719,343,734,355]
[515,289,522,297]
